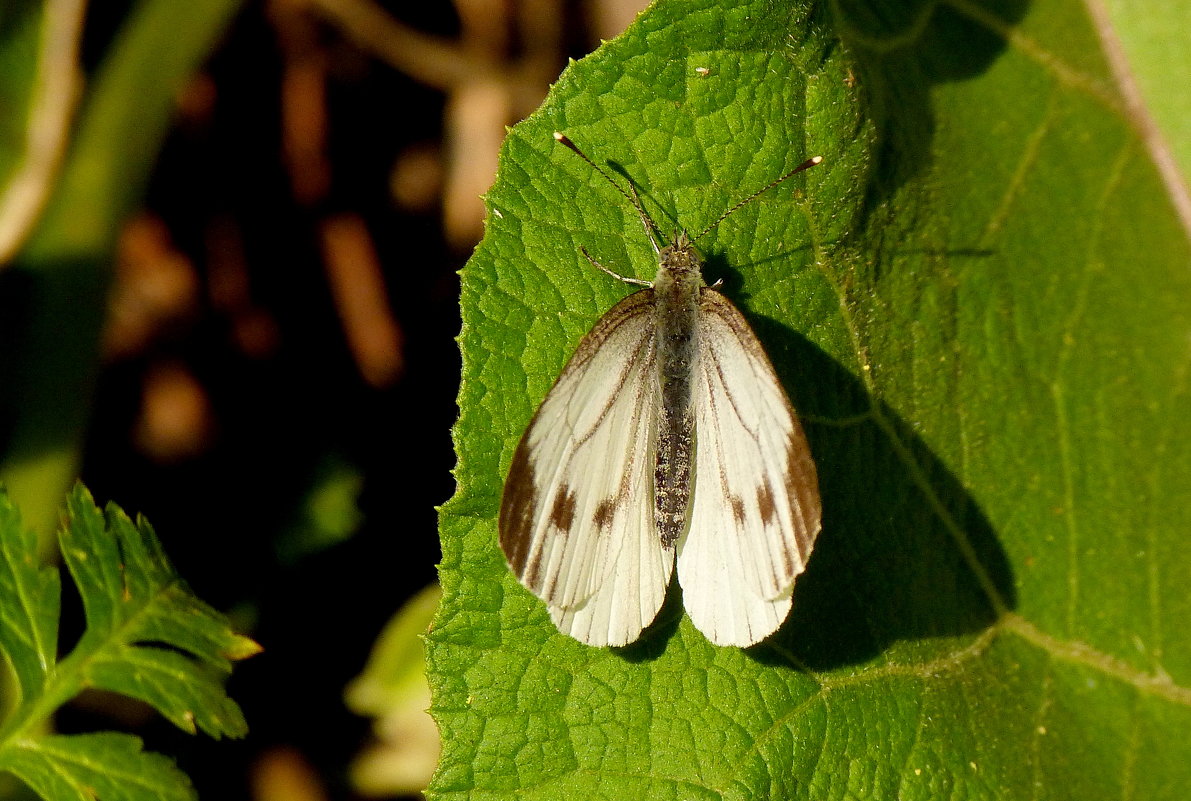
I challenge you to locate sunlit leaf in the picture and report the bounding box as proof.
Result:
[431,0,1191,798]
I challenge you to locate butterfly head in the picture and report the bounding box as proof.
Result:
[657,231,704,278]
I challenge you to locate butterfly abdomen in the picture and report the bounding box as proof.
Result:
[652,240,705,548]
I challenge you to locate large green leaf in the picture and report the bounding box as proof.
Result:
[431,0,1191,798]
[0,484,259,801]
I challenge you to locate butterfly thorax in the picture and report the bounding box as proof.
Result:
[650,236,704,547]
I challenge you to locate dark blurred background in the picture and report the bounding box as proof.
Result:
[35,0,645,798]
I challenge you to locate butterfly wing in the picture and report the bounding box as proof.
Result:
[677,289,822,647]
[499,290,674,646]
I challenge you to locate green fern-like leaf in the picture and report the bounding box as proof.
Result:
[0,484,259,801]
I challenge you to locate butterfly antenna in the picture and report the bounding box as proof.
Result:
[692,155,822,244]
[554,132,665,251]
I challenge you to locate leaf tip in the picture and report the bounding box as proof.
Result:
[227,634,264,661]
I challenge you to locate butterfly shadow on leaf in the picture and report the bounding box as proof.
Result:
[611,581,686,664]
[735,314,1017,671]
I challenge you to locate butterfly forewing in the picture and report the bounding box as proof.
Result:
[676,289,822,647]
[499,291,675,646]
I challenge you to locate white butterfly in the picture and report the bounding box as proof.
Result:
[499,133,822,647]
